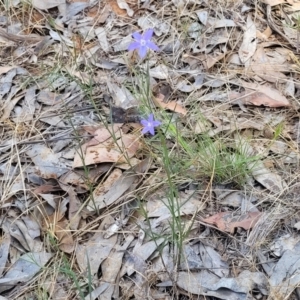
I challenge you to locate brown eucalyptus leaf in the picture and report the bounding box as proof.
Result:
[153,95,187,116]
[202,211,262,233]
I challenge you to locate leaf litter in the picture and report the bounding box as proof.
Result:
[0,0,300,299]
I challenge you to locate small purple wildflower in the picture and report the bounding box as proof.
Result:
[140,114,161,135]
[128,29,159,59]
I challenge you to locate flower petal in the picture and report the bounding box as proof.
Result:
[138,46,148,59]
[148,113,154,122]
[149,126,155,135]
[141,127,149,134]
[132,32,142,41]
[152,120,161,126]
[128,41,140,51]
[141,119,148,126]
[147,41,159,51]
[143,29,154,41]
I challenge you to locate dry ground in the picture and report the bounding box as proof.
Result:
[0,0,300,299]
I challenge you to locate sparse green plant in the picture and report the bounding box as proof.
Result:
[45,234,90,300]
[194,134,260,186]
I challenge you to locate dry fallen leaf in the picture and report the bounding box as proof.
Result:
[54,218,75,253]
[230,90,290,108]
[0,235,10,276]
[260,0,285,5]
[249,47,286,83]
[88,5,110,22]
[261,0,300,9]
[26,145,68,179]
[0,28,43,43]
[202,211,262,233]
[85,124,122,146]
[92,168,122,202]
[32,0,66,10]
[59,183,81,230]
[102,234,135,281]
[153,95,187,116]
[75,215,118,278]
[43,213,75,254]
[256,26,272,41]
[250,161,287,193]
[0,252,53,294]
[206,17,236,29]
[269,249,300,298]
[108,0,128,17]
[116,0,134,16]
[95,27,109,53]
[203,52,226,69]
[238,14,257,64]
[9,219,42,252]
[87,158,150,211]
[229,80,291,107]
[138,15,170,37]
[73,124,141,168]
[176,271,219,297]
[73,133,140,168]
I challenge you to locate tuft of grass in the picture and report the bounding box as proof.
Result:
[194,134,260,186]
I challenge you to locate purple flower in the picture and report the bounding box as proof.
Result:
[140,114,161,135]
[128,29,159,59]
